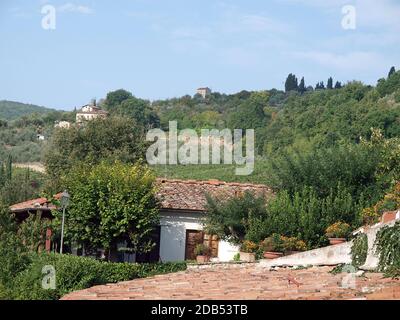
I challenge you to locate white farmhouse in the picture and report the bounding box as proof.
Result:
[76,100,108,123]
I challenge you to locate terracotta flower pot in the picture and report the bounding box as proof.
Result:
[263,251,284,259]
[196,255,210,264]
[239,252,256,262]
[328,238,347,245]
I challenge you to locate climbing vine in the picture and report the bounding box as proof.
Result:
[351,233,368,268]
[375,221,400,278]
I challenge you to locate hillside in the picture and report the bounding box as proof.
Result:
[0,100,57,120]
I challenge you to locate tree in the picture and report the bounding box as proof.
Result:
[0,205,30,297]
[388,66,396,78]
[114,97,160,129]
[377,70,400,97]
[45,116,148,185]
[204,191,268,244]
[104,89,133,110]
[62,162,159,260]
[327,77,333,90]
[298,77,306,94]
[315,81,325,90]
[285,74,298,92]
[334,81,342,89]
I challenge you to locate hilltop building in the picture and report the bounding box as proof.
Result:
[76,99,108,123]
[54,121,71,129]
[196,87,211,99]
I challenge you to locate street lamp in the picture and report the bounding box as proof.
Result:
[60,190,70,254]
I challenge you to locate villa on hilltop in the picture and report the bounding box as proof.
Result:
[196,87,211,99]
[76,99,108,123]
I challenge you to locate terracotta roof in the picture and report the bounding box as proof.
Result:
[10,193,62,212]
[156,179,273,212]
[9,180,273,213]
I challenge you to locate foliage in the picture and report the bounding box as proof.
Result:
[0,206,30,299]
[151,157,271,185]
[103,89,133,110]
[45,116,148,184]
[0,157,45,206]
[325,222,351,239]
[204,191,267,244]
[281,236,307,252]
[17,213,53,252]
[61,162,159,259]
[269,138,391,202]
[10,253,187,300]
[329,263,354,275]
[0,100,57,121]
[240,240,258,253]
[194,244,211,256]
[285,73,298,92]
[377,70,400,97]
[351,233,368,268]
[260,234,284,253]
[260,186,363,248]
[375,221,400,277]
[233,253,240,262]
[362,182,400,225]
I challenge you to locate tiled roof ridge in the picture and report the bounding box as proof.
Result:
[156,178,270,189]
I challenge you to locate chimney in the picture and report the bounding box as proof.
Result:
[91,98,96,106]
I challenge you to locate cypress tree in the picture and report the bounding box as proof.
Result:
[388,66,396,78]
[299,77,306,94]
[334,81,342,89]
[285,74,299,92]
[327,77,333,89]
[6,155,12,182]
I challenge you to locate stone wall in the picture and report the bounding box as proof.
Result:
[259,218,399,270]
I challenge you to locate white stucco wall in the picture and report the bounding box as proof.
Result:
[159,211,240,262]
[218,241,240,262]
[159,211,205,262]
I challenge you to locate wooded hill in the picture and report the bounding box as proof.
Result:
[0,100,58,121]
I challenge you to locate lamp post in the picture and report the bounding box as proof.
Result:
[60,190,70,254]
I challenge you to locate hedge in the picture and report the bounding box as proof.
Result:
[375,221,400,278]
[10,253,187,300]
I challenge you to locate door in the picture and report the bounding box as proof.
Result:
[185,230,204,260]
[204,234,219,257]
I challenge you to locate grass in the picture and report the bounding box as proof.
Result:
[151,157,272,184]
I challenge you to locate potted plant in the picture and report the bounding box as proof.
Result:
[325,222,351,245]
[261,234,284,259]
[239,240,258,262]
[282,236,307,255]
[194,244,211,263]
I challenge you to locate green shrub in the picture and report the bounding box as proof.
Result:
[260,234,284,253]
[351,233,368,268]
[194,244,211,256]
[375,221,400,277]
[240,240,258,253]
[325,221,351,239]
[11,253,187,300]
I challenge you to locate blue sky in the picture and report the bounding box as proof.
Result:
[0,0,399,110]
